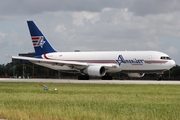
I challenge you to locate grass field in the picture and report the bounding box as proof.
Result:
[0,82,180,120]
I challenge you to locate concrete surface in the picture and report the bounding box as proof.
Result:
[0,78,180,84]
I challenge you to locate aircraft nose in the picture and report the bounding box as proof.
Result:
[170,60,176,68]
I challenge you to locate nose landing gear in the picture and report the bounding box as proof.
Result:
[157,72,163,81]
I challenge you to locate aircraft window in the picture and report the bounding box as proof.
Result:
[161,57,164,59]
[160,56,171,60]
[167,57,171,60]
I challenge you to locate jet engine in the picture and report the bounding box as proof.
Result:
[127,73,145,78]
[83,66,106,77]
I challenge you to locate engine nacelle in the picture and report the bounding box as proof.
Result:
[127,73,145,78]
[83,66,106,77]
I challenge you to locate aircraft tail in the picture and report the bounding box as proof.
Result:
[27,21,56,56]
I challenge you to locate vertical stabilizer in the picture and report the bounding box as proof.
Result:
[27,21,56,56]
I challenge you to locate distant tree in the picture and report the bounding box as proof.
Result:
[164,65,180,79]
[5,62,14,76]
[0,64,6,76]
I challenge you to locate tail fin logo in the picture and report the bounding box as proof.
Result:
[31,36,45,48]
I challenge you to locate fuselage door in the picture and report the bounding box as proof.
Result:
[147,55,152,60]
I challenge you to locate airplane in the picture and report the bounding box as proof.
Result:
[10,21,176,80]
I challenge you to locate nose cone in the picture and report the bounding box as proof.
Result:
[169,60,176,69]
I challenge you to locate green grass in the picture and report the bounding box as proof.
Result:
[0,82,180,120]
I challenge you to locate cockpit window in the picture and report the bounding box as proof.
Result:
[160,56,171,60]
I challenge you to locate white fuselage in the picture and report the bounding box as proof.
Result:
[37,51,175,73]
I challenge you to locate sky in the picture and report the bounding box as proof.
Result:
[0,0,180,65]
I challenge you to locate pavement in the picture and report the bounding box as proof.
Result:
[0,78,180,84]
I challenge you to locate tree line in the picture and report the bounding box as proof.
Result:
[0,62,180,80]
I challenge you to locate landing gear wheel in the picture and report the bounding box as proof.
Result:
[157,75,162,81]
[157,77,162,81]
[101,76,113,80]
[78,75,89,80]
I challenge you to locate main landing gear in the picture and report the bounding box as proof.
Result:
[78,75,89,80]
[77,75,113,80]
[101,75,113,80]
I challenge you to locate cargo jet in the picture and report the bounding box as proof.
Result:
[10,21,175,80]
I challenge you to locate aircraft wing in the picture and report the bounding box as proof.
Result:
[10,56,117,70]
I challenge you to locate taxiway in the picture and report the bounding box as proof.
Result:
[0,78,180,84]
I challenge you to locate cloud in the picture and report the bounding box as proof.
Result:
[72,11,100,26]
[0,31,6,41]
[0,1,180,65]
[130,0,180,16]
[1,0,180,19]
[55,25,67,33]
[165,46,179,55]
[0,0,128,17]
[146,39,162,49]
